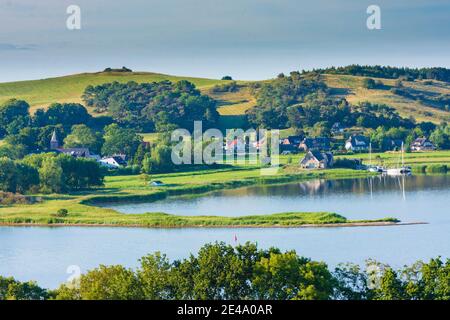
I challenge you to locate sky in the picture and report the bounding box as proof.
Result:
[0,0,449,82]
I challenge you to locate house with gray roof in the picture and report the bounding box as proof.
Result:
[300,150,334,169]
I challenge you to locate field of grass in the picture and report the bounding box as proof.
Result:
[0,71,226,113]
[140,132,160,144]
[323,74,450,123]
[206,85,257,116]
[0,208,399,228]
[334,150,450,167]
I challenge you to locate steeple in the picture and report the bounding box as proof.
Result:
[50,129,59,150]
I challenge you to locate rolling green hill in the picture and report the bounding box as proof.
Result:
[0,71,225,113]
[323,74,450,123]
[0,70,449,123]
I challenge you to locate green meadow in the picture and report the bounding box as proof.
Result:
[0,71,226,112]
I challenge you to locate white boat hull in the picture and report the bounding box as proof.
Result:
[386,167,412,176]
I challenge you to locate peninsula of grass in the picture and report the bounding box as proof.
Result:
[0,211,401,228]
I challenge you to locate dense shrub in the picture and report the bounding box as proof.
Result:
[55,209,68,217]
[425,164,448,173]
[211,81,239,93]
[334,158,362,169]
[0,191,35,206]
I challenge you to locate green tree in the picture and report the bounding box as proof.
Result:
[0,276,48,300]
[58,155,104,190]
[252,251,334,300]
[15,162,39,193]
[63,124,103,154]
[362,78,377,89]
[40,103,91,129]
[101,124,142,158]
[430,124,450,150]
[137,252,173,300]
[416,258,450,300]
[0,99,31,137]
[38,156,63,193]
[373,268,406,300]
[132,143,148,167]
[56,265,142,300]
[0,157,18,192]
[189,242,251,300]
[148,144,173,173]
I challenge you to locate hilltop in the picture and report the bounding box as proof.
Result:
[0,69,449,124]
[0,71,224,114]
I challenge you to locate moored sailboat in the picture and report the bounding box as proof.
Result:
[386,142,412,176]
[367,143,385,173]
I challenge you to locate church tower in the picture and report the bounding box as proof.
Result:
[50,129,59,150]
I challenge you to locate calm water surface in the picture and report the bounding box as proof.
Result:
[1,175,449,288]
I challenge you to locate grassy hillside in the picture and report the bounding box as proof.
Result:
[0,71,449,123]
[0,71,225,113]
[323,74,450,123]
[206,85,257,116]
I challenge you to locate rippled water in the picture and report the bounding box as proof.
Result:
[1,175,449,288]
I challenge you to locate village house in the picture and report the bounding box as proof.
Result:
[50,130,99,160]
[384,139,404,151]
[410,138,436,152]
[280,135,303,147]
[280,135,303,153]
[299,137,331,152]
[331,122,344,135]
[99,155,128,169]
[345,135,369,152]
[300,150,334,169]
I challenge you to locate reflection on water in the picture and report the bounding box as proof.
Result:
[106,175,450,221]
[1,175,449,289]
[220,175,449,198]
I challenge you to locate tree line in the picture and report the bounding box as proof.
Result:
[0,99,113,158]
[0,242,448,300]
[0,153,104,194]
[370,123,450,151]
[82,80,219,132]
[246,72,416,131]
[306,65,450,82]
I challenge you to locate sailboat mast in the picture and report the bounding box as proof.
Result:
[401,142,404,167]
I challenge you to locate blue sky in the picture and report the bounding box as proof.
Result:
[0,0,449,81]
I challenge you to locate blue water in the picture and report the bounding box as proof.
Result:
[0,175,449,289]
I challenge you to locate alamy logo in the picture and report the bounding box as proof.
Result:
[66,265,81,288]
[66,5,81,30]
[367,5,381,30]
[171,121,280,175]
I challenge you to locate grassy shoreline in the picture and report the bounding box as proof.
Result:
[1,156,448,228]
[83,168,376,205]
[0,212,405,228]
[0,168,384,228]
